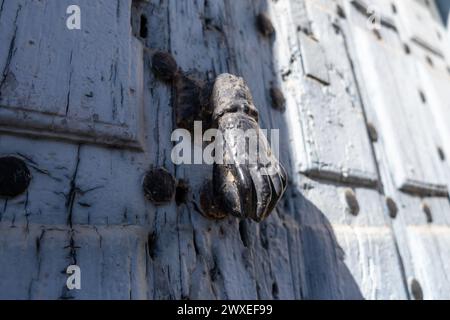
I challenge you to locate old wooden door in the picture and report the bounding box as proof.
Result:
[0,0,449,300]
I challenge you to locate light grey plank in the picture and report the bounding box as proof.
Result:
[290,0,379,187]
[346,9,448,196]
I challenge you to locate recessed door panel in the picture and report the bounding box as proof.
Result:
[0,0,144,148]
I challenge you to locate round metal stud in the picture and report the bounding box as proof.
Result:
[256,13,275,37]
[152,51,179,82]
[0,156,31,198]
[143,167,176,205]
[367,122,378,142]
[410,278,424,300]
[422,202,433,224]
[391,3,397,14]
[336,5,346,19]
[426,55,434,67]
[403,43,411,55]
[344,189,359,216]
[386,197,398,219]
[419,90,427,104]
[437,146,445,161]
[270,86,286,112]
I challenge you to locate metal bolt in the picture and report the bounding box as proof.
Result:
[437,146,445,161]
[175,179,189,206]
[0,156,31,198]
[256,13,275,37]
[410,278,424,300]
[386,197,398,219]
[404,43,411,55]
[367,122,378,142]
[391,3,397,14]
[336,5,346,19]
[419,90,427,104]
[270,86,286,112]
[143,167,176,205]
[345,189,359,216]
[426,55,434,67]
[422,202,433,224]
[152,51,179,82]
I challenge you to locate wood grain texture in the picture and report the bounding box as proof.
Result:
[342,0,450,300]
[0,0,145,148]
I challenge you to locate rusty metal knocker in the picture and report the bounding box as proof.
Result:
[149,51,287,222]
[207,74,288,222]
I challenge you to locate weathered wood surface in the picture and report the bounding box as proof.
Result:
[0,0,145,148]
[0,0,449,300]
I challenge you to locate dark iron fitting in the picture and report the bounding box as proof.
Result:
[143,167,176,205]
[0,156,32,198]
[209,74,288,222]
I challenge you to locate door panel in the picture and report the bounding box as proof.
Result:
[292,0,378,187]
[407,225,450,299]
[395,0,445,58]
[417,61,450,174]
[0,0,145,149]
[342,0,450,299]
[299,177,407,299]
[346,4,448,196]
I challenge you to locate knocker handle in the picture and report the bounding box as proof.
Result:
[208,74,288,222]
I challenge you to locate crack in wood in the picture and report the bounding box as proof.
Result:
[0,4,20,97]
